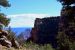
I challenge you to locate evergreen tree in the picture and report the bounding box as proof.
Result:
[57,0,75,50]
[0,0,10,29]
[0,13,10,26]
[57,0,75,5]
[0,0,10,7]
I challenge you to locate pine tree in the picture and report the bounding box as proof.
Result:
[0,0,10,29]
[0,0,10,7]
[57,0,75,50]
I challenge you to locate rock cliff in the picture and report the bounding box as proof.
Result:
[30,17,60,48]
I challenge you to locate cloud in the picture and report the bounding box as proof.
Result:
[7,14,50,28]
[8,14,50,18]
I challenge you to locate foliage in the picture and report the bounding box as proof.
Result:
[1,42,55,50]
[0,0,10,7]
[0,13,10,27]
[61,6,75,21]
[57,0,75,5]
[57,0,75,19]
[23,41,55,50]
[57,0,75,50]
[0,0,10,29]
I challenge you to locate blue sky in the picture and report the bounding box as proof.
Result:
[1,0,62,28]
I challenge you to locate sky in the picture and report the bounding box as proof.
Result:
[1,0,62,28]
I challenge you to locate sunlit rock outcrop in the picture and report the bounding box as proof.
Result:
[0,30,12,48]
[0,30,19,48]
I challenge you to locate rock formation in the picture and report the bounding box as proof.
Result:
[0,30,19,48]
[0,30,12,48]
[30,17,59,48]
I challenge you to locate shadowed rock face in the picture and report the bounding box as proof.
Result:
[30,17,60,48]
